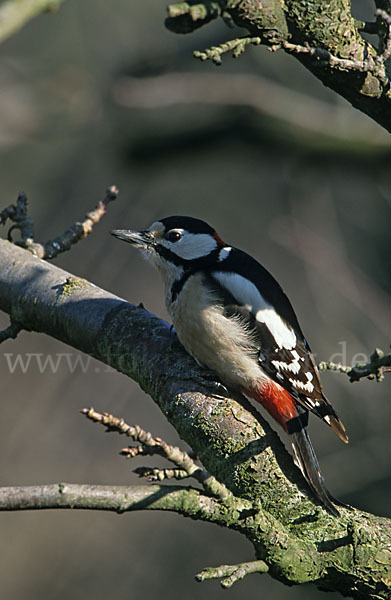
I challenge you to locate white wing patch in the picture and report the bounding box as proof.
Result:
[289,371,315,394]
[256,308,296,349]
[218,247,232,261]
[272,350,302,374]
[213,271,296,350]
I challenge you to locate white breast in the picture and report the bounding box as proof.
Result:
[167,273,267,388]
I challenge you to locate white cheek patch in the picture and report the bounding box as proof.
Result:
[212,272,297,350]
[161,232,218,260]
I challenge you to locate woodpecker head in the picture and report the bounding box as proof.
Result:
[111,216,227,275]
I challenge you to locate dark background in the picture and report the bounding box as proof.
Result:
[0,1,390,599]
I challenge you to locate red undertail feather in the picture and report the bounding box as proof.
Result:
[247,380,341,516]
[249,380,298,431]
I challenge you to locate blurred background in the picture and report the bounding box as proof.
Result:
[0,1,390,599]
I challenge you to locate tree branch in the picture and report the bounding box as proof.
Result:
[166,1,391,132]
[0,239,390,598]
[0,0,66,44]
[0,483,224,518]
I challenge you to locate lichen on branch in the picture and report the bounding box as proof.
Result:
[165,0,229,33]
[166,1,391,132]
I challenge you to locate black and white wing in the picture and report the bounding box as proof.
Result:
[206,247,348,443]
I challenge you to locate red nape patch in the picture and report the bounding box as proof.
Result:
[213,231,225,246]
[248,381,297,431]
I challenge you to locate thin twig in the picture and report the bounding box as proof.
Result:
[0,186,118,259]
[280,41,375,73]
[318,348,391,382]
[196,560,269,588]
[0,319,23,344]
[133,466,189,481]
[82,406,202,476]
[0,192,34,244]
[167,1,222,23]
[82,407,235,503]
[192,7,391,87]
[165,0,226,34]
[194,37,262,65]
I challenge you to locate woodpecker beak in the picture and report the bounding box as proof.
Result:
[110,229,152,248]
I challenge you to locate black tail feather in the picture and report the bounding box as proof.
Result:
[290,426,340,517]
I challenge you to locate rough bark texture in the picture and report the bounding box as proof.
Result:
[0,239,390,598]
[166,0,391,132]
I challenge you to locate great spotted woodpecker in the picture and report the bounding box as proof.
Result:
[111,216,348,515]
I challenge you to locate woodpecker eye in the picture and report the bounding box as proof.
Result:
[165,230,182,243]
